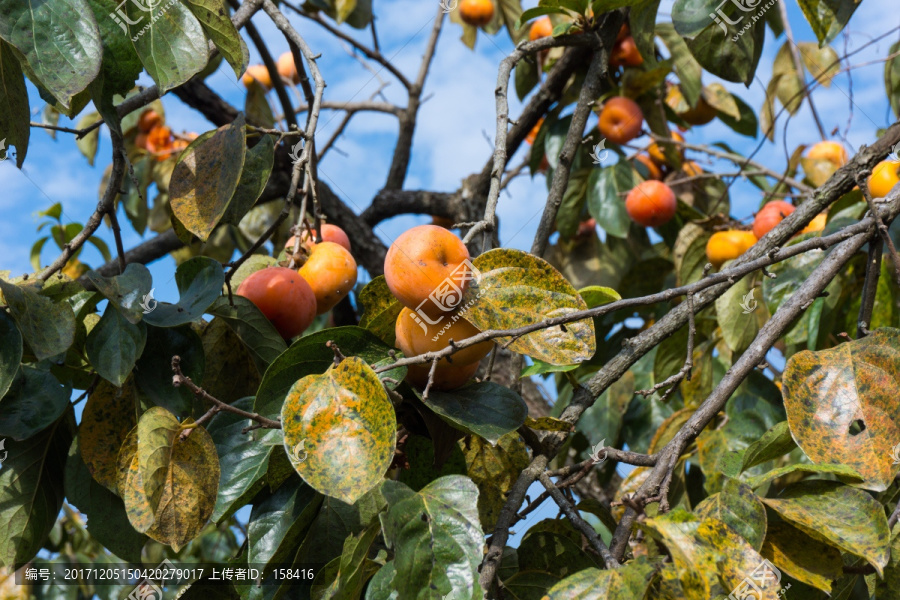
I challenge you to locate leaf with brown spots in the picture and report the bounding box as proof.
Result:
[462,249,595,365]
[126,407,220,551]
[782,328,900,491]
[281,357,396,504]
[460,432,529,531]
[358,276,403,346]
[117,425,162,536]
[694,478,766,551]
[81,377,138,493]
[760,520,842,593]
[169,114,246,241]
[760,479,890,576]
[542,557,656,599]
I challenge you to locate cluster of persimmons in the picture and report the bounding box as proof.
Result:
[133,109,197,161]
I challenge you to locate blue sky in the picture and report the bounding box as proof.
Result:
[2,0,899,550]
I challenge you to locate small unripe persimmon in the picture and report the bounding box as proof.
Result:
[237,267,316,339]
[706,230,757,267]
[384,224,472,319]
[752,201,795,239]
[395,307,492,367]
[276,52,300,84]
[625,181,677,228]
[597,97,643,145]
[459,0,494,27]
[298,242,358,315]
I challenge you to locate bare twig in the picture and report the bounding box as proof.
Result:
[857,237,882,338]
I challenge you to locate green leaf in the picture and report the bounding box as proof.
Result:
[75,111,102,165]
[886,41,900,119]
[85,303,147,387]
[126,0,209,93]
[464,249,595,365]
[796,0,859,45]
[0,365,70,440]
[282,357,396,504]
[0,40,30,167]
[248,476,321,569]
[85,263,154,324]
[380,477,483,599]
[85,0,143,109]
[743,462,864,489]
[181,0,248,78]
[714,91,758,138]
[694,479,766,551]
[587,161,634,239]
[740,420,796,472]
[135,325,205,417]
[170,115,247,241]
[0,311,22,399]
[656,22,702,107]
[517,7,567,30]
[0,409,74,568]
[578,285,621,308]
[543,557,655,599]
[0,279,75,361]
[207,296,287,372]
[760,520,842,593]
[417,382,528,444]
[200,317,261,406]
[782,328,900,492]
[208,397,276,523]
[222,134,275,226]
[673,223,710,286]
[334,0,357,23]
[255,326,402,423]
[557,167,591,240]
[0,0,102,109]
[502,571,560,599]
[461,432,529,532]
[518,519,597,578]
[312,522,381,600]
[136,407,220,551]
[358,276,403,346]
[761,480,890,576]
[714,276,759,355]
[772,42,805,114]
[80,377,138,493]
[64,435,148,562]
[515,57,539,101]
[143,257,224,327]
[364,561,398,600]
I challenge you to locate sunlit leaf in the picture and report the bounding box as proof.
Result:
[358,276,403,346]
[0,279,75,361]
[81,377,138,493]
[760,520,842,593]
[460,432,529,531]
[543,557,655,599]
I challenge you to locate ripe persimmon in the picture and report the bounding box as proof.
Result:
[529,16,553,41]
[138,109,162,133]
[405,360,479,391]
[806,141,847,168]
[286,223,352,253]
[868,160,900,198]
[384,224,472,319]
[145,125,173,153]
[706,230,757,267]
[610,35,643,68]
[634,154,661,180]
[276,52,301,84]
[681,161,703,177]
[459,0,494,26]
[242,64,272,89]
[800,212,827,235]
[395,307,492,366]
[752,200,795,239]
[526,118,544,145]
[298,242,358,315]
[648,131,684,166]
[236,267,316,339]
[598,97,643,145]
[625,181,677,228]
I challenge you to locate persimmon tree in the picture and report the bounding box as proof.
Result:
[2,0,900,598]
